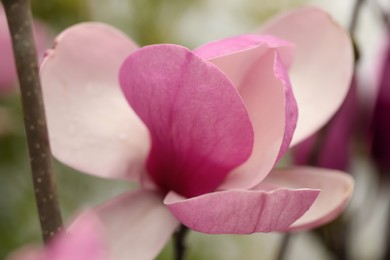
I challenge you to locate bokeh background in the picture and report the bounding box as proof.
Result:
[1,0,389,259]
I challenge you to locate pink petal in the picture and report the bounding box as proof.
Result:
[260,7,354,145]
[0,6,16,92]
[92,190,179,260]
[0,5,50,94]
[49,213,108,260]
[120,45,254,197]
[41,23,150,181]
[8,213,108,260]
[7,247,43,260]
[195,35,297,189]
[164,187,319,234]
[194,34,294,68]
[262,167,354,231]
[293,77,358,171]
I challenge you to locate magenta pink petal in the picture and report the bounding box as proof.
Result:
[120,44,254,197]
[91,190,179,260]
[164,187,318,234]
[260,7,354,145]
[262,167,354,231]
[41,22,150,181]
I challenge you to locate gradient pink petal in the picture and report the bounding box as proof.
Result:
[260,7,354,146]
[262,167,354,231]
[120,44,254,197]
[194,35,297,189]
[92,190,179,260]
[164,187,318,234]
[41,22,150,181]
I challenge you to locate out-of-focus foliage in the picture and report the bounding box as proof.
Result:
[31,0,90,29]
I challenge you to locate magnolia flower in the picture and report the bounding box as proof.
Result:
[0,4,50,95]
[41,7,354,260]
[7,213,108,260]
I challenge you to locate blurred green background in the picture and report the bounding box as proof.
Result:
[1,0,389,259]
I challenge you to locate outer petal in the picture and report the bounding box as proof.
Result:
[41,23,149,180]
[293,77,358,171]
[262,167,354,231]
[120,45,254,197]
[91,190,179,260]
[195,35,297,189]
[260,7,354,145]
[164,187,319,234]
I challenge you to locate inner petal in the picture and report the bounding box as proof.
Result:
[119,44,254,198]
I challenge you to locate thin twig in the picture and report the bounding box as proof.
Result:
[275,233,291,260]
[174,224,189,260]
[1,0,63,243]
[349,0,365,35]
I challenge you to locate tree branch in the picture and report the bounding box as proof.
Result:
[1,0,63,243]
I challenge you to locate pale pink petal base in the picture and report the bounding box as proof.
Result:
[164,187,319,234]
[261,7,354,145]
[93,190,179,260]
[41,22,150,181]
[120,44,254,197]
[262,167,354,231]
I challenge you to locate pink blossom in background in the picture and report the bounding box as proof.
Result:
[293,76,358,171]
[40,7,354,260]
[7,213,109,260]
[0,4,51,95]
[370,31,390,171]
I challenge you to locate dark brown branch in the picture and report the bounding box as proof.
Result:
[1,0,63,243]
[174,224,189,260]
[275,233,292,260]
[349,0,365,35]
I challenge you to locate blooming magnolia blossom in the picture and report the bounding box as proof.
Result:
[41,7,354,260]
[0,4,50,95]
[7,213,109,260]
